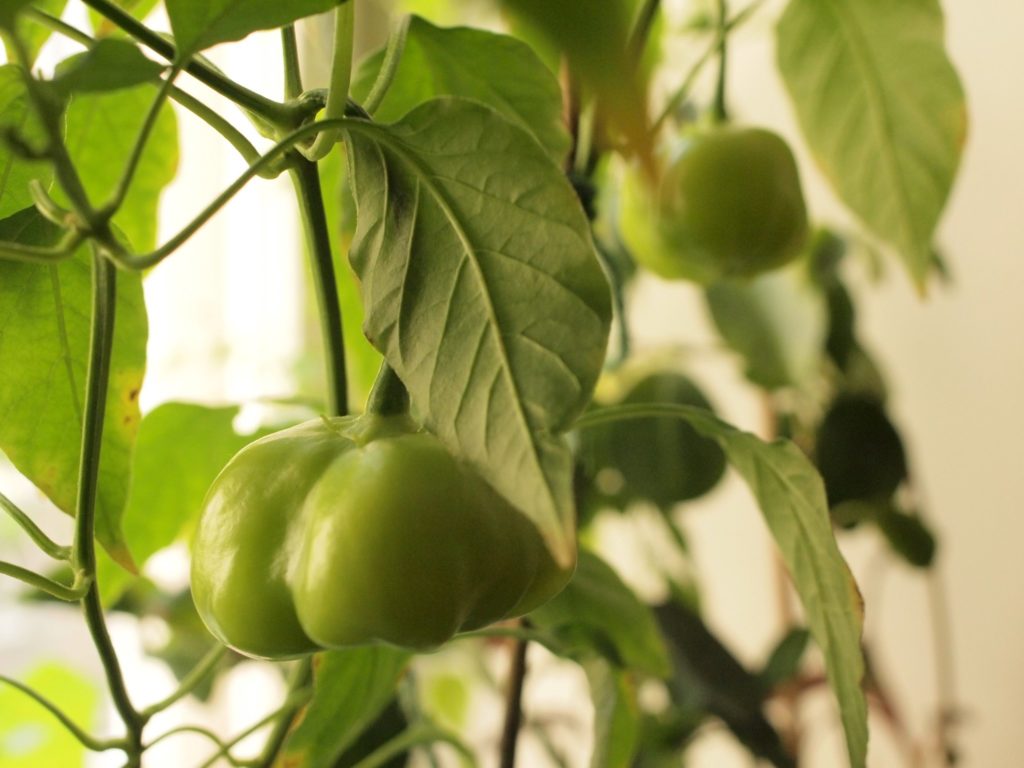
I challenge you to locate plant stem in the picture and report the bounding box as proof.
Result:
[305,2,355,161]
[73,247,144,761]
[712,0,730,123]
[927,557,959,765]
[290,158,349,417]
[350,724,475,768]
[198,687,312,768]
[0,232,83,264]
[140,645,227,720]
[0,674,126,753]
[363,15,411,116]
[0,491,71,560]
[0,560,88,600]
[282,26,304,101]
[499,631,530,768]
[627,0,661,63]
[256,658,314,768]
[80,0,304,127]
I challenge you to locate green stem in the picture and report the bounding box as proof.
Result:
[140,645,227,720]
[593,239,630,369]
[73,247,144,760]
[627,0,661,62]
[281,25,303,101]
[0,491,71,560]
[0,675,127,753]
[712,0,729,123]
[350,725,475,768]
[499,631,530,768]
[0,232,82,264]
[80,0,303,127]
[290,159,349,417]
[144,726,255,766]
[198,687,312,768]
[305,2,355,161]
[366,363,409,417]
[0,560,88,600]
[363,15,411,115]
[105,64,182,216]
[255,658,314,768]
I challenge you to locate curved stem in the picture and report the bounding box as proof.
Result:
[305,2,355,161]
[140,645,227,720]
[255,658,314,768]
[0,231,83,264]
[0,674,127,753]
[363,16,411,116]
[0,491,71,560]
[499,630,530,768]
[198,687,312,768]
[79,0,301,127]
[0,560,88,600]
[290,159,349,417]
[712,0,730,123]
[73,247,144,761]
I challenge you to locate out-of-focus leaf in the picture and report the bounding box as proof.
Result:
[1,0,67,64]
[875,507,937,568]
[52,40,165,96]
[759,628,811,692]
[274,647,409,768]
[705,263,827,391]
[351,15,570,164]
[531,550,671,678]
[334,698,408,768]
[656,601,793,767]
[0,210,147,571]
[0,664,99,766]
[585,658,639,768]
[777,0,967,290]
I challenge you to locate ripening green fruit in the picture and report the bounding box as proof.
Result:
[618,126,809,283]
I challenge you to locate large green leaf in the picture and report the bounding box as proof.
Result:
[705,264,827,391]
[531,550,671,678]
[0,664,99,766]
[345,98,611,566]
[351,15,570,164]
[0,208,147,570]
[577,405,867,768]
[165,0,344,57]
[97,403,269,602]
[777,0,967,290]
[63,83,178,252]
[274,647,410,768]
[0,65,50,221]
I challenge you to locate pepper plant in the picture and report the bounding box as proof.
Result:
[0,0,967,766]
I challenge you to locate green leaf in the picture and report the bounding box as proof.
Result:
[655,601,793,768]
[759,628,811,692]
[0,664,99,766]
[777,0,967,290]
[351,15,570,165]
[165,0,343,57]
[705,264,827,390]
[97,403,267,602]
[499,0,650,162]
[52,40,165,96]
[577,404,868,768]
[63,81,179,252]
[0,208,147,570]
[0,65,51,221]
[274,647,409,768]
[0,1,34,29]
[2,0,68,65]
[874,507,937,568]
[584,658,639,768]
[345,98,611,566]
[531,550,671,678]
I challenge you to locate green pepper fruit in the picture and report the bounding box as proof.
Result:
[618,126,808,283]
[190,414,573,659]
[579,372,727,513]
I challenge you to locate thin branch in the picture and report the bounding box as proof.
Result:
[499,631,530,768]
[363,16,411,115]
[140,645,227,720]
[0,674,126,753]
[0,491,71,560]
[0,560,88,600]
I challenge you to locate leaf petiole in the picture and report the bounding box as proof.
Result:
[0,491,72,560]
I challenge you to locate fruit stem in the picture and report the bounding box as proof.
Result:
[366,362,410,417]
